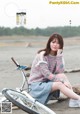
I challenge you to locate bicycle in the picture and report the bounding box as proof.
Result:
[1,57,56,114]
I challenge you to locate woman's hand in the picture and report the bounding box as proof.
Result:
[54,73,72,89]
[57,49,63,56]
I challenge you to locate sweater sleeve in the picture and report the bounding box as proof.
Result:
[55,55,65,73]
[38,62,55,80]
[33,51,56,80]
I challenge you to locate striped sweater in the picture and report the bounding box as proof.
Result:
[28,51,65,84]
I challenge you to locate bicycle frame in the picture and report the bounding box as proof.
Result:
[0,57,31,102]
[11,57,31,92]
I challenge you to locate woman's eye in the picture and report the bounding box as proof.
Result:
[52,41,59,44]
[52,41,55,43]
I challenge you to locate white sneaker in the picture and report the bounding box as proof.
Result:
[69,99,80,107]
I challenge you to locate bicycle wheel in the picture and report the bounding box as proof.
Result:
[2,89,38,114]
[2,89,56,114]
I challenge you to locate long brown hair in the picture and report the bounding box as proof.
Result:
[38,33,64,56]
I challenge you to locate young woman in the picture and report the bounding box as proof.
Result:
[28,33,80,107]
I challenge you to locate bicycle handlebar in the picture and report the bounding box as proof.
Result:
[11,57,31,70]
[11,57,20,67]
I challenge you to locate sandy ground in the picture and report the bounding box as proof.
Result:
[0,36,80,114]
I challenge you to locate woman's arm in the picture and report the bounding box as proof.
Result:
[31,52,56,81]
[38,62,56,80]
[55,49,65,73]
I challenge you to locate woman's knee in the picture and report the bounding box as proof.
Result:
[52,82,64,91]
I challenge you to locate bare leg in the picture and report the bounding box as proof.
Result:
[52,82,80,100]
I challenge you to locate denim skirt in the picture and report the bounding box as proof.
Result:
[29,81,60,104]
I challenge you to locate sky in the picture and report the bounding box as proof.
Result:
[0,0,80,29]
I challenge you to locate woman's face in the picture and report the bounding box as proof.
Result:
[50,38,60,52]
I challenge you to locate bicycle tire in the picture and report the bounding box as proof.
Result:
[2,89,38,114]
[2,89,56,114]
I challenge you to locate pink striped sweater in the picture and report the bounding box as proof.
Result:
[28,51,65,84]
